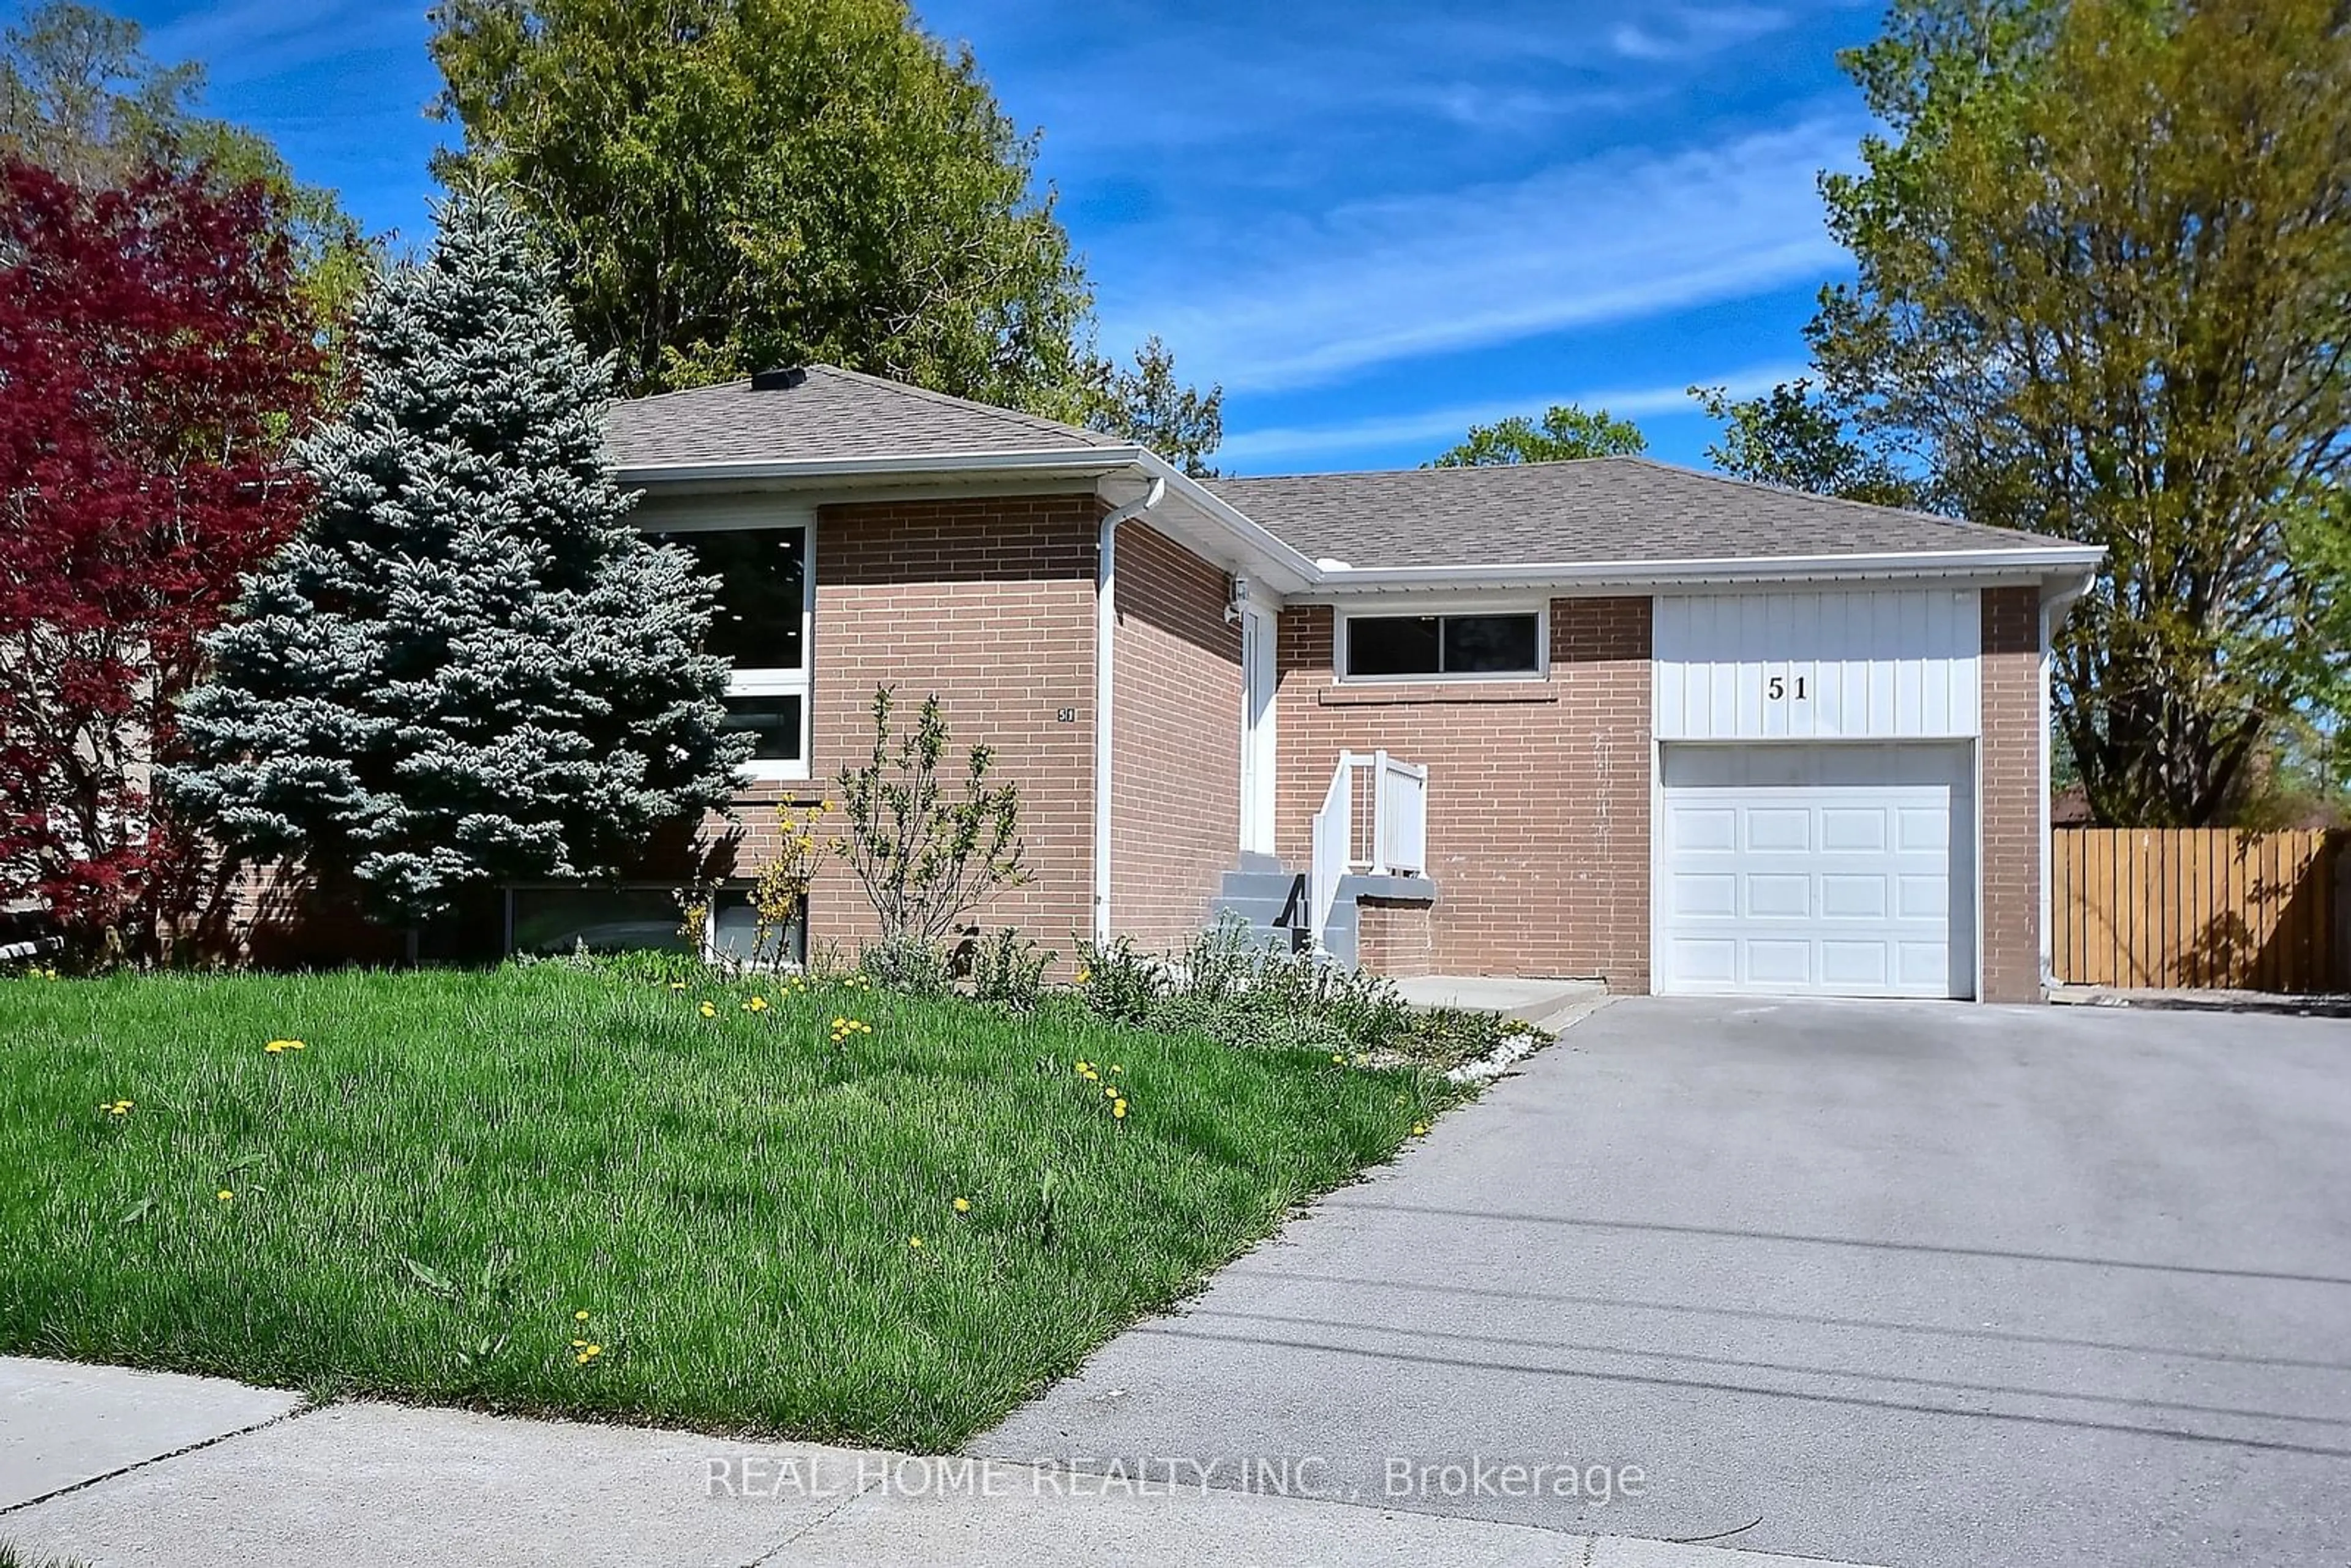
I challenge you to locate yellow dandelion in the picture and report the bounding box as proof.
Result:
[1074,966,1092,984]
[216,1188,234,1202]
[907,1235,924,1250]
[669,981,688,991]
[699,1002,716,1018]
[574,1309,590,1322]
[571,1338,589,1348]
[1411,1123,1429,1137]
[952,1196,971,1214]
[1109,1064,1122,1074]
[1112,1100,1128,1119]
[1331,1053,1346,1064]
[1104,1084,1119,1098]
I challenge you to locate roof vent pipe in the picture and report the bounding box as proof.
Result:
[1093,476,1167,945]
[749,367,808,391]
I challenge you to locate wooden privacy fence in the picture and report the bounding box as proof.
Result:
[2053,829,2349,992]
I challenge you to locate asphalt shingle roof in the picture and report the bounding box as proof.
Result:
[605,364,1123,470]
[1205,458,2058,568]
[606,368,2065,569]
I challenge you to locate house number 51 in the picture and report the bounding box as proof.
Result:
[1767,675,1809,700]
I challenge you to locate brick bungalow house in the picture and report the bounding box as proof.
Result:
[509,364,2101,1004]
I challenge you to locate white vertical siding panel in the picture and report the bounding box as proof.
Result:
[1655,637,1682,745]
[1918,595,1937,738]
[1654,587,1982,741]
[1708,601,1739,737]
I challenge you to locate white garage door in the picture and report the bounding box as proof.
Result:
[1657,743,1975,999]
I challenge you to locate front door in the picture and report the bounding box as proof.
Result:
[1239,610,1277,857]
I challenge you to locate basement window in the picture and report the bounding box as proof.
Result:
[508,885,691,956]
[1342,610,1543,680]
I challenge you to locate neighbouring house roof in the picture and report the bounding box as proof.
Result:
[604,364,1124,471]
[1204,458,2064,570]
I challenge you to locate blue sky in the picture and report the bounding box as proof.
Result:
[92,0,1885,475]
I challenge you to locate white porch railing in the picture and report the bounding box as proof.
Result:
[1308,749,1430,951]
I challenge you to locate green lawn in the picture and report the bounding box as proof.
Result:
[0,962,1449,1450]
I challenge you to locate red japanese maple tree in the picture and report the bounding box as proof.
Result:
[0,157,324,964]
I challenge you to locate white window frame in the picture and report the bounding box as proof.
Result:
[1335,601,1550,684]
[648,509,815,781]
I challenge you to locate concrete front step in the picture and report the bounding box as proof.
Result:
[1208,895,1292,927]
[1215,870,1304,905]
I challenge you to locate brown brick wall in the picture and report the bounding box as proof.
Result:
[1979,585,2045,1003]
[1109,522,1242,951]
[1357,896,1435,978]
[1275,598,1653,988]
[699,494,1101,962]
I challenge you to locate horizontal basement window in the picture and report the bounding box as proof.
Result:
[1343,612,1543,680]
[722,694,806,763]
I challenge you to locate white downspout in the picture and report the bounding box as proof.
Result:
[1093,476,1166,947]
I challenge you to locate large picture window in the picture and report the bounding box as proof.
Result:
[650,520,812,778]
[1342,610,1543,680]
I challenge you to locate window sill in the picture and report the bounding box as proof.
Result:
[1318,680,1556,707]
[732,768,813,796]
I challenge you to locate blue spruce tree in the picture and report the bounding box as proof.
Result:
[173,189,749,930]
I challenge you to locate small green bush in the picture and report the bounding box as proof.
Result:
[1073,914,1512,1068]
[858,934,954,995]
[541,946,706,987]
[1073,933,1169,1025]
[971,928,1055,1011]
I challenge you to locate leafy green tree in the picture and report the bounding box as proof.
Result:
[171,190,751,930]
[1807,0,2351,827]
[1076,334,1223,477]
[430,0,1132,418]
[1,1,373,327]
[1690,380,1928,509]
[1428,404,1646,468]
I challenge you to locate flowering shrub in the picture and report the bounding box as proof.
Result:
[681,800,828,975]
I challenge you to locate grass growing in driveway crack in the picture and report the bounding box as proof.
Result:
[0,962,1456,1450]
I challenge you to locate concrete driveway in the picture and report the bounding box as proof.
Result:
[980,997,2351,1567]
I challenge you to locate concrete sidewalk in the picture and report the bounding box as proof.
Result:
[0,1358,1873,1567]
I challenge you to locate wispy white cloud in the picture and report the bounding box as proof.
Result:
[1100,114,1859,393]
[1609,5,1791,62]
[145,0,421,88]
[1217,361,1808,468]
